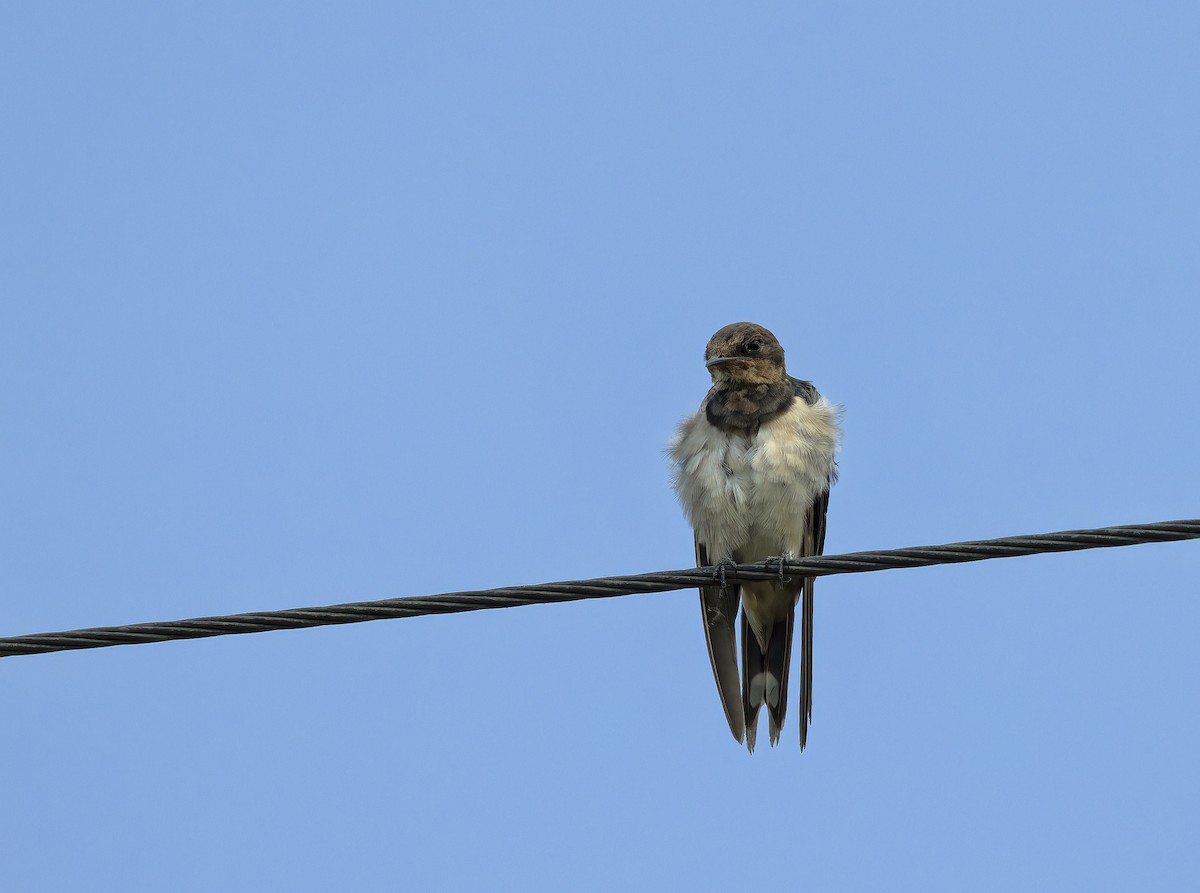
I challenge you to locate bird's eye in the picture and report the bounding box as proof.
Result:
[746,340,762,352]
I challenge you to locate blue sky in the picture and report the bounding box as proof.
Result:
[2,2,1198,890]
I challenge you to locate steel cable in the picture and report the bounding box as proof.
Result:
[1,519,1196,658]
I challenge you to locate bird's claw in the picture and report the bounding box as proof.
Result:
[712,558,738,594]
[765,556,789,585]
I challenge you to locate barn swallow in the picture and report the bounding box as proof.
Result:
[669,322,839,751]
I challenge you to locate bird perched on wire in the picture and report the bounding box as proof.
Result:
[669,322,839,751]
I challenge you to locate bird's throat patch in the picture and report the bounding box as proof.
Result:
[705,381,796,433]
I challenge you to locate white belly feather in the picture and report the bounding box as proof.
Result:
[669,394,839,564]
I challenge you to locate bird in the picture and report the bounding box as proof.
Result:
[669,322,839,751]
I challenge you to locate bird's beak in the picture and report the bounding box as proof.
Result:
[705,356,739,368]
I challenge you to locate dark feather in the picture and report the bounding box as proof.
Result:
[792,374,831,751]
[741,606,795,752]
[741,611,760,753]
[788,376,819,405]
[766,609,795,747]
[696,538,745,744]
[798,483,831,750]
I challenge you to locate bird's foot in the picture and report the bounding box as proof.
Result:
[712,558,738,593]
[765,556,789,585]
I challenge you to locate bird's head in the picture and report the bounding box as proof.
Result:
[704,322,786,384]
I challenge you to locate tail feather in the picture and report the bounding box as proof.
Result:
[741,606,795,752]
[799,581,813,750]
[741,612,762,753]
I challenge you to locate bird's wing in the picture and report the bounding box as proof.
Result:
[696,536,745,744]
[791,375,833,751]
[797,485,829,751]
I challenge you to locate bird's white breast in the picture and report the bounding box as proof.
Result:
[669,394,839,562]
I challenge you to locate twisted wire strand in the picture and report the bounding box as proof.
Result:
[1,519,1196,659]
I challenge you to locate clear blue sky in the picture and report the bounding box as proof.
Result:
[3,3,1198,890]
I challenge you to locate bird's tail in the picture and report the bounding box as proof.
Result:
[741,606,794,753]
